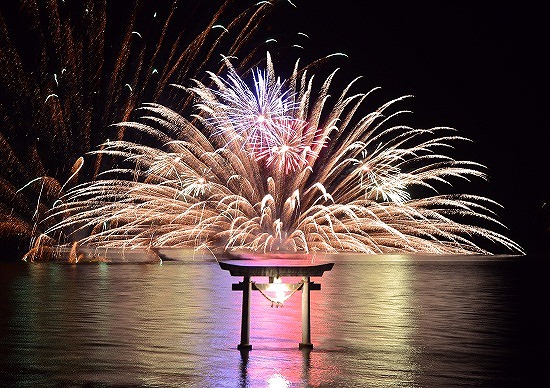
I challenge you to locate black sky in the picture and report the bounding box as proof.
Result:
[266,1,548,254]
[92,0,550,254]
[2,1,546,256]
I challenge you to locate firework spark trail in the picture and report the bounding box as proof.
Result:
[44,54,523,255]
[0,0,282,258]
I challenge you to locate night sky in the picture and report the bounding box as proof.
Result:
[1,1,547,256]
[270,2,548,254]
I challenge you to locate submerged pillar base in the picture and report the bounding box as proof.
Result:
[237,344,253,350]
[299,342,313,349]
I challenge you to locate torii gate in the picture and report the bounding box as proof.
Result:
[219,253,334,350]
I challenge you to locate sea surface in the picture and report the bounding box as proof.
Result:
[0,254,549,387]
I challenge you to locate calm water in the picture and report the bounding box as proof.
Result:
[1,255,549,387]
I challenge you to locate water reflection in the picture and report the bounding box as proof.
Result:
[238,347,313,387]
[310,255,417,386]
[266,372,291,387]
[229,257,416,386]
[0,256,547,386]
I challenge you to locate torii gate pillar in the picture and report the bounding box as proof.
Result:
[238,276,252,350]
[299,275,312,349]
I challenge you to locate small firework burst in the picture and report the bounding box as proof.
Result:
[193,55,299,151]
[353,147,411,203]
[254,118,318,174]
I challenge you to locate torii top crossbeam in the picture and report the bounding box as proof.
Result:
[220,251,334,276]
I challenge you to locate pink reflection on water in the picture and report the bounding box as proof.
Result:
[231,275,339,387]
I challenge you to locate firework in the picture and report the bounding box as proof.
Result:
[254,117,319,174]
[43,54,522,255]
[0,0,281,259]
